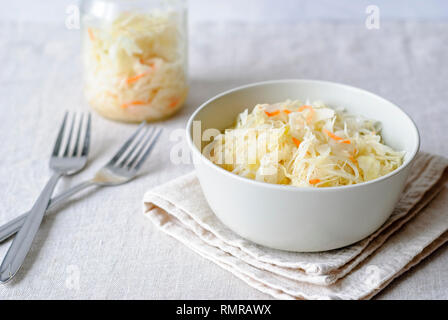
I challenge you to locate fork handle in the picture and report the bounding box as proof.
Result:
[0,173,63,283]
[0,180,95,243]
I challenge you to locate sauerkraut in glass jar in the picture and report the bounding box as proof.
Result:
[81,0,188,122]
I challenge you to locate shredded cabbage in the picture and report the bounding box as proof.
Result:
[207,100,405,187]
[83,11,188,122]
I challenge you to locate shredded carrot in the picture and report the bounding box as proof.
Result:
[264,110,280,117]
[298,105,312,112]
[349,148,358,165]
[324,129,343,141]
[88,28,95,41]
[292,137,301,148]
[120,100,146,109]
[106,92,118,99]
[323,129,351,144]
[126,72,148,85]
[283,109,292,114]
[168,97,180,108]
[139,59,157,70]
[349,155,358,165]
[298,105,315,124]
[309,179,321,185]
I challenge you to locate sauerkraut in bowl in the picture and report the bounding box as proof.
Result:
[187,80,419,251]
[82,9,188,122]
[206,100,405,188]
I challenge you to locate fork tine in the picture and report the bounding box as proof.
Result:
[72,113,84,156]
[52,112,68,157]
[117,127,151,168]
[81,113,91,157]
[125,127,156,169]
[107,121,146,165]
[134,128,162,171]
[63,114,76,157]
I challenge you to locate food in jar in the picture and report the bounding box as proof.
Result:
[83,11,187,122]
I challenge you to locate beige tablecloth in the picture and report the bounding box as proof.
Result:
[0,20,447,299]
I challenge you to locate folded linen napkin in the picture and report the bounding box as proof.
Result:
[143,152,448,299]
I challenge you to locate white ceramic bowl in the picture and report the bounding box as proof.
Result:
[186,80,420,252]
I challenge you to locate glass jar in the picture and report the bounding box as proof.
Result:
[81,0,188,123]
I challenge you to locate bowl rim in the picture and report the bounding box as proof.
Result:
[186,79,420,192]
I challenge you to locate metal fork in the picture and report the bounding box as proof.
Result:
[0,112,91,283]
[0,122,162,245]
